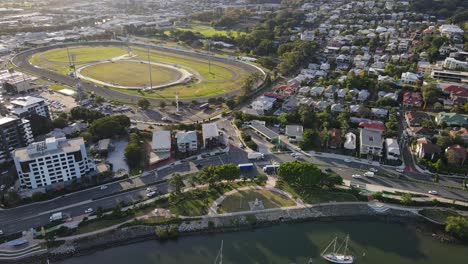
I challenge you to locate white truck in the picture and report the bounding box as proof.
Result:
[248,152,264,160]
[49,212,63,222]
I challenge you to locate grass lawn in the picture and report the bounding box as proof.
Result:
[80,61,181,87]
[276,180,358,204]
[28,45,257,98]
[218,189,296,213]
[166,25,246,38]
[73,216,134,235]
[167,182,259,216]
[420,209,462,223]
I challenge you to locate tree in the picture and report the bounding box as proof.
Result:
[401,193,413,205]
[434,159,445,172]
[446,149,459,165]
[278,161,326,188]
[137,98,150,109]
[198,166,219,188]
[321,173,343,188]
[159,101,166,108]
[169,173,185,194]
[215,164,241,182]
[445,216,468,239]
[96,206,104,218]
[89,115,130,140]
[124,133,145,169]
[299,129,320,150]
[52,116,68,129]
[28,114,52,136]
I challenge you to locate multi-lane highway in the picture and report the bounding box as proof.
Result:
[1,145,467,236]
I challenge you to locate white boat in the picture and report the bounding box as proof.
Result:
[321,235,354,264]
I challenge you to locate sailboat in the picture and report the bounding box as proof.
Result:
[321,235,354,264]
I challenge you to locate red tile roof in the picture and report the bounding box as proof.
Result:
[359,122,386,131]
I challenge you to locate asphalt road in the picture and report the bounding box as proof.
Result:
[12,41,264,104]
[0,147,467,236]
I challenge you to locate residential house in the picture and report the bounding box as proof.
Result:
[331,103,344,113]
[152,130,171,153]
[310,86,325,97]
[251,96,276,114]
[435,112,468,126]
[360,127,384,157]
[449,127,468,143]
[403,92,423,108]
[337,89,347,98]
[415,137,441,160]
[175,131,198,153]
[357,89,370,102]
[385,138,400,160]
[298,86,310,95]
[282,98,299,112]
[324,85,338,99]
[401,72,421,85]
[329,128,341,149]
[285,125,304,142]
[349,104,360,113]
[371,108,389,118]
[344,132,356,150]
[405,111,431,127]
[202,123,220,148]
[314,100,329,111]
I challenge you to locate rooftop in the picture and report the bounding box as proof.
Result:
[202,123,219,139]
[14,137,84,161]
[10,96,44,107]
[152,130,171,150]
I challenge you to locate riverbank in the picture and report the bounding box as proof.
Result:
[5,202,461,264]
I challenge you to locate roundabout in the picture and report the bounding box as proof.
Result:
[76,59,193,90]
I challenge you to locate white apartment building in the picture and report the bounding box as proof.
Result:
[0,116,34,163]
[151,130,171,153]
[9,96,50,119]
[360,128,383,157]
[13,137,95,189]
[443,57,468,71]
[175,131,198,153]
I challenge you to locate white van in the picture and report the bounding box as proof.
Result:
[364,171,375,177]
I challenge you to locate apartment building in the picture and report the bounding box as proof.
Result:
[0,116,34,163]
[9,96,50,119]
[13,137,95,189]
[175,131,198,153]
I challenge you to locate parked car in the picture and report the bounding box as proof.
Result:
[100,185,108,190]
[369,168,378,172]
[395,168,404,173]
[364,171,375,177]
[428,190,438,195]
[351,174,362,178]
[147,191,157,197]
[344,159,351,163]
[85,208,93,214]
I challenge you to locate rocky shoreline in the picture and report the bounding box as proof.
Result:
[5,203,458,264]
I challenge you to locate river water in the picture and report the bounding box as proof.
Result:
[58,221,467,264]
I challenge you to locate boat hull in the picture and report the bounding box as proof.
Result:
[322,254,354,264]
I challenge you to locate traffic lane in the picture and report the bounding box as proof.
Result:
[1,182,170,235]
[271,153,468,201]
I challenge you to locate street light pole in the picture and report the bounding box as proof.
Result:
[147,47,153,90]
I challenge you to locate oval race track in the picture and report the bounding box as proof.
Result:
[12,41,265,103]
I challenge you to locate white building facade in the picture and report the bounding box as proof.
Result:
[13,137,95,189]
